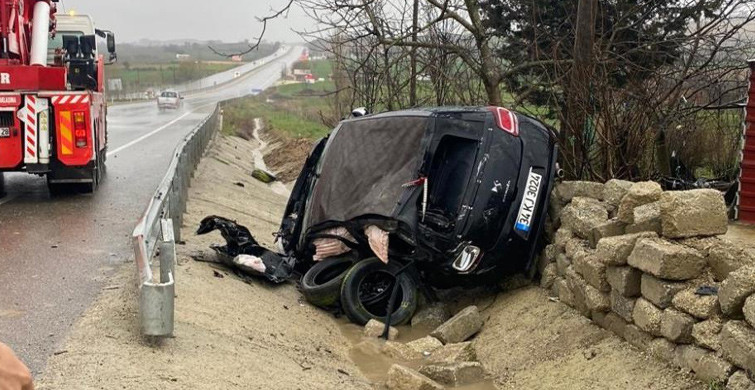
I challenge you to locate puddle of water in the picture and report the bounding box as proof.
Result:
[337,317,498,389]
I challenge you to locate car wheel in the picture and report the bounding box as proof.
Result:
[300,255,355,308]
[340,257,418,326]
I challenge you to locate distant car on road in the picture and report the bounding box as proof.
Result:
[157,90,183,110]
[250,88,263,96]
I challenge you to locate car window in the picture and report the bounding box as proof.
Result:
[161,92,178,98]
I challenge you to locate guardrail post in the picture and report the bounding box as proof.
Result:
[160,219,176,284]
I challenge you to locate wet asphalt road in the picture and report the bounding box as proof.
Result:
[0,46,302,375]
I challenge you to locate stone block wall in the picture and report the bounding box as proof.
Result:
[541,180,755,388]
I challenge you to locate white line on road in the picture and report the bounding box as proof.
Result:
[106,111,194,157]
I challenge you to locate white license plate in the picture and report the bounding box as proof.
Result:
[0,128,8,138]
[515,169,543,233]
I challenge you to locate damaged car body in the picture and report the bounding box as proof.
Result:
[275,107,558,324]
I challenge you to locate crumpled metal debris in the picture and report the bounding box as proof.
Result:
[196,215,294,283]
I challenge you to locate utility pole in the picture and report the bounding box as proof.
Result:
[563,0,596,179]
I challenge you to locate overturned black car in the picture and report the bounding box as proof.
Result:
[277,107,558,325]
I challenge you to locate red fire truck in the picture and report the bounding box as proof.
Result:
[0,0,115,194]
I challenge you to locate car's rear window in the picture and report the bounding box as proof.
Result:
[161,92,177,98]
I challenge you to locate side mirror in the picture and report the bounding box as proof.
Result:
[107,34,116,53]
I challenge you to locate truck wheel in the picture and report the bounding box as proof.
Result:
[301,255,355,308]
[339,257,418,326]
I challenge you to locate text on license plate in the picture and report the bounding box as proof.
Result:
[515,169,543,232]
[0,128,8,138]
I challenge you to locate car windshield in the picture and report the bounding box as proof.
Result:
[47,31,84,63]
[161,92,178,98]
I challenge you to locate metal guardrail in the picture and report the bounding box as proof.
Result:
[131,105,221,337]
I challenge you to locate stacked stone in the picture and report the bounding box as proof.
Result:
[382,306,489,390]
[543,180,755,388]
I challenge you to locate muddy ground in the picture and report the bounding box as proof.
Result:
[39,128,711,389]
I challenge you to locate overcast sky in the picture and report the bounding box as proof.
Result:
[61,0,311,43]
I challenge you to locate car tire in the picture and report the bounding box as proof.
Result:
[300,255,355,308]
[340,257,418,326]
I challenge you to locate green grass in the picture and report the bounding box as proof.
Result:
[106,62,240,92]
[221,86,331,140]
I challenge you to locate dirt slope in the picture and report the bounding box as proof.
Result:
[39,133,371,390]
[474,287,703,390]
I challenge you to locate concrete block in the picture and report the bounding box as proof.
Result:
[561,197,608,239]
[557,278,575,307]
[605,179,633,208]
[554,228,574,252]
[430,306,483,344]
[412,303,451,330]
[625,323,654,351]
[720,265,755,318]
[611,289,636,322]
[692,318,723,351]
[633,298,663,336]
[660,308,695,343]
[660,189,728,239]
[625,201,661,234]
[727,370,755,390]
[556,253,570,277]
[721,321,755,374]
[428,342,476,364]
[419,362,484,387]
[406,336,444,355]
[387,364,444,390]
[641,273,686,309]
[628,238,705,281]
[365,319,398,340]
[595,232,657,266]
[382,341,423,361]
[674,345,733,384]
[672,288,720,320]
[606,266,642,297]
[540,262,558,289]
[648,337,676,362]
[572,252,610,292]
[590,218,626,248]
[617,181,663,223]
[556,181,605,202]
[745,296,755,329]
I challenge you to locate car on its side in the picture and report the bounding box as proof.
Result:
[157,90,182,110]
[277,106,558,325]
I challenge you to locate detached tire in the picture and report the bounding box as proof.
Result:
[301,256,354,308]
[340,257,418,326]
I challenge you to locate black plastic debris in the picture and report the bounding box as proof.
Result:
[695,285,719,296]
[197,215,295,284]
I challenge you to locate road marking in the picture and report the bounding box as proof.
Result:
[106,111,194,157]
[0,193,19,206]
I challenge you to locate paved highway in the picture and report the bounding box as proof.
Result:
[0,46,302,375]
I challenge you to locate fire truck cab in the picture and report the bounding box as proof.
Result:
[0,0,116,194]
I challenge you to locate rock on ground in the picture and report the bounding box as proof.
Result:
[406,336,444,355]
[419,362,485,387]
[412,303,451,330]
[430,306,483,344]
[727,370,755,390]
[364,319,399,340]
[386,364,444,390]
[692,318,723,351]
[660,189,728,239]
[595,232,657,266]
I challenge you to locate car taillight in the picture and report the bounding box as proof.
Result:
[488,106,519,136]
[73,111,87,148]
